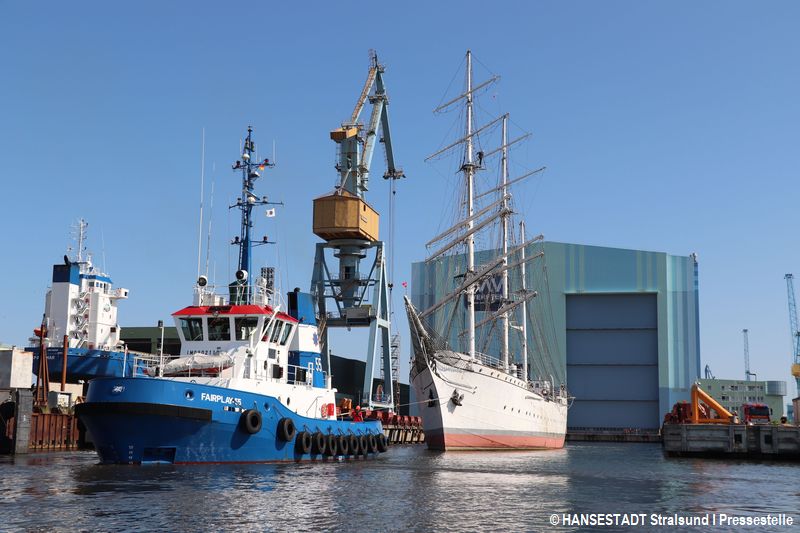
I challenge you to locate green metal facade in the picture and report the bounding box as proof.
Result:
[411,241,702,429]
[697,378,786,419]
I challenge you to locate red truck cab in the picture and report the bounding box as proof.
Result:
[741,403,771,424]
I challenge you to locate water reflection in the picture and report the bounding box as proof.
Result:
[0,444,797,532]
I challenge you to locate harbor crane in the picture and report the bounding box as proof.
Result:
[311,51,405,410]
[743,328,756,381]
[784,274,800,394]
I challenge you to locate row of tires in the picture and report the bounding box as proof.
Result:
[240,409,388,456]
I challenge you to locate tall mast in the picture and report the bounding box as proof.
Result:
[239,126,256,291]
[465,50,476,360]
[500,115,509,371]
[520,221,528,381]
[230,126,274,305]
[77,219,87,262]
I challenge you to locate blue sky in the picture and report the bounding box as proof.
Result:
[2,2,799,399]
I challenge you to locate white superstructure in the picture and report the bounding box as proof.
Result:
[36,219,128,351]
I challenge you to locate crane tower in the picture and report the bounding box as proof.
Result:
[743,328,755,381]
[311,52,404,409]
[784,274,800,394]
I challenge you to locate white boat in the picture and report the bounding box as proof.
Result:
[405,50,569,451]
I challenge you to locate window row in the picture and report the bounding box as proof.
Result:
[179,316,293,345]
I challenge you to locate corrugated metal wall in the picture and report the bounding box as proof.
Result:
[566,293,660,430]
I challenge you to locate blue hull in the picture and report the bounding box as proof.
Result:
[76,377,386,464]
[29,347,148,381]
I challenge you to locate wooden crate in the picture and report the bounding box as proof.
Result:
[313,192,379,241]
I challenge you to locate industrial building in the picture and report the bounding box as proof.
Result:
[410,241,701,435]
[697,378,786,420]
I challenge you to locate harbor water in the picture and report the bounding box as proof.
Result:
[1,443,797,532]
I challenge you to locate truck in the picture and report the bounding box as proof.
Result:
[741,403,771,424]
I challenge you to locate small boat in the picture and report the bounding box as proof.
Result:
[406,51,570,451]
[29,219,146,381]
[76,126,388,464]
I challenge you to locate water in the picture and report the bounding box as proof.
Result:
[1,443,797,532]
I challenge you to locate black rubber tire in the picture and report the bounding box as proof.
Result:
[312,432,327,455]
[0,401,16,421]
[349,434,359,455]
[278,417,296,441]
[368,434,378,453]
[338,435,349,456]
[359,435,369,455]
[326,434,338,456]
[377,434,388,452]
[295,430,312,454]
[241,409,262,434]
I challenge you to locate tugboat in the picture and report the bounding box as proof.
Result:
[76,126,388,464]
[29,219,144,381]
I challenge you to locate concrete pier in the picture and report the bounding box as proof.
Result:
[663,423,800,459]
[12,389,32,454]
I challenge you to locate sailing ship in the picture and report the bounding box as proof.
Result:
[76,126,388,464]
[29,220,145,381]
[405,51,569,450]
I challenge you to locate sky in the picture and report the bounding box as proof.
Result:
[2,2,799,399]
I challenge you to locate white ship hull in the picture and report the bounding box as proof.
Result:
[412,351,567,451]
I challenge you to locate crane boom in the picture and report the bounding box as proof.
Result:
[784,274,800,391]
[331,51,404,197]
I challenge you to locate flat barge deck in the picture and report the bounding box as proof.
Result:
[662,423,800,459]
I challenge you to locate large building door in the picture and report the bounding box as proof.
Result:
[566,293,659,430]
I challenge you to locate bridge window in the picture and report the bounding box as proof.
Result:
[270,321,283,343]
[235,317,260,340]
[179,318,203,341]
[280,323,293,345]
[208,316,231,341]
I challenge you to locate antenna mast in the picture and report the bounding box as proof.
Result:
[76,219,88,262]
[197,128,205,279]
[228,126,276,304]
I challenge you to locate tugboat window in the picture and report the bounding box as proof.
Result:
[270,322,283,343]
[179,318,203,341]
[262,320,275,341]
[280,324,293,345]
[208,316,231,341]
[235,317,259,340]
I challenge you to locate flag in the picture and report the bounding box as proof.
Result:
[265,208,276,217]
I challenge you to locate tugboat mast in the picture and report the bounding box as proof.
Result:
[230,126,275,304]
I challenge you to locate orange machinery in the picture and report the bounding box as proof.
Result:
[664,383,735,424]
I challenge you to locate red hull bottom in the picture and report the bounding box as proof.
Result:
[426,430,565,451]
